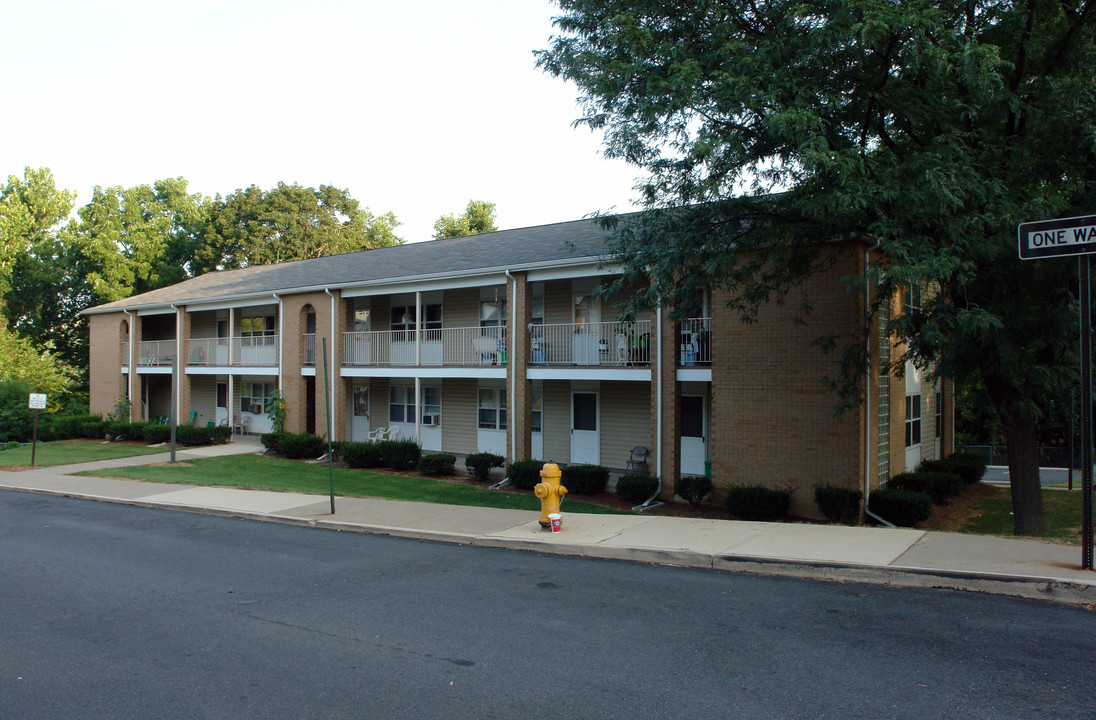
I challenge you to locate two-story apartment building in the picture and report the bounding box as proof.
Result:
[84,217,950,517]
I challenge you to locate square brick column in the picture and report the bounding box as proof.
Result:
[507,271,532,464]
[177,307,192,425]
[653,305,681,500]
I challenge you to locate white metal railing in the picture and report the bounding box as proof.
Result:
[529,321,652,367]
[187,335,279,366]
[680,317,711,366]
[303,333,316,366]
[137,339,177,366]
[343,326,508,367]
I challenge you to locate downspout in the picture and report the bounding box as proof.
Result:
[414,290,422,444]
[863,240,895,528]
[123,308,136,421]
[505,269,517,462]
[325,288,337,441]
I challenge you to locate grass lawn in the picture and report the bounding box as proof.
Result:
[80,454,626,515]
[0,439,168,468]
[961,488,1088,543]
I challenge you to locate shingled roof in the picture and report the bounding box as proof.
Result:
[85,217,615,314]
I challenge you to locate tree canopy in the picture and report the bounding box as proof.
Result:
[433,199,498,239]
[538,0,1096,535]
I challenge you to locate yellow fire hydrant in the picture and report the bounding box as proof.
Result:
[534,462,567,529]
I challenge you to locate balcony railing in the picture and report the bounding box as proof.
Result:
[680,318,711,366]
[529,321,651,367]
[187,335,279,366]
[344,326,508,367]
[303,333,316,366]
[136,339,177,367]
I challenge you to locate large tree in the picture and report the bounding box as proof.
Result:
[203,183,402,269]
[538,0,1096,535]
[433,199,498,239]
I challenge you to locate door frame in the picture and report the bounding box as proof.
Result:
[570,390,600,465]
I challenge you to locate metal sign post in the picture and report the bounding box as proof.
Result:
[322,338,334,515]
[1019,215,1096,570]
[28,393,46,468]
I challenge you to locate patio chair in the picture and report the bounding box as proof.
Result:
[627,446,650,476]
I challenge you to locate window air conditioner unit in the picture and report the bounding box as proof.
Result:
[422,414,438,426]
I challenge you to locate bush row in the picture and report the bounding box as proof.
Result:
[20,415,230,447]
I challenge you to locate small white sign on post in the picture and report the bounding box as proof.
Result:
[28,393,47,410]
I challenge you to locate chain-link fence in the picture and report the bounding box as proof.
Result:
[956,445,1089,469]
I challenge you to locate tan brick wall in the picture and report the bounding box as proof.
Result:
[709,245,865,518]
[88,312,131,418]
[654,306,681,500]
[508,272,532,463]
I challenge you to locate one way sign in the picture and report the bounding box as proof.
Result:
[1019,214,1096,260]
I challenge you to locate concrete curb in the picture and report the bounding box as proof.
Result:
[6,483,1096,606]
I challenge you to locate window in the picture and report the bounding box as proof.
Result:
[389,385,441,424]
[391,305,442,330]
[478,388,507,430]
[480,299,506,328]
[531,385,543,433]
[389,385,414,424]
[905,394,922,447]
[905,283,922,316]
[241,382,275,415]
[936,391,943,438]
[531,295,544,325]
[240,315,275,337]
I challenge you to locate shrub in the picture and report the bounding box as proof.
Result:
[0,380,35,442]
[725,484,792,521]
[210,426,232,445]
[1,440,21,451]
[506,459,546,490]
[870,487,933,527]
[378,439,421,470]
[677,475,713,506]
[561,464,610,494]
[946,452,989,484]
[815,485,863,524]
[616,473,659,502]
[143,424,171,444]
[260,432,283,453]
[277,433,325,459]
[465,452,505,481]
[892,470,963,504]
[108,422,147,441]
[81,420,107,439]
[49,415,77,439]
[419,453,456,475]
[341,441,384,468]
[175,424,211,447]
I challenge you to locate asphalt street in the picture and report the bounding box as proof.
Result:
[2,490,1094,720]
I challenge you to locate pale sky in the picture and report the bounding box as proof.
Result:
[0,0,641,242]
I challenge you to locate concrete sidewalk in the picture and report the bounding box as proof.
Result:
[2,439,1094,605]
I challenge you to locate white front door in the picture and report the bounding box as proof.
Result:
[680,395,707,476]
[351,385,370,441]
[570,391,599,465]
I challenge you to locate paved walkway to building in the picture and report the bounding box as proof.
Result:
[2,438,1095,605]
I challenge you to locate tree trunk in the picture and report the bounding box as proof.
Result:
[999,412,1048,537]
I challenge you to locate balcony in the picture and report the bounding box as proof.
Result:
[680,318,711,366]
[343,326,507,367]
[136,339,177,366]
[187,335,279,367]
[303,333,316,367]
[530,321,651,367]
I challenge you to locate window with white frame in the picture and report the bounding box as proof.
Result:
[905,394,922,447]
[478,388,507,430]
[531,385,543,433]
[240,315,275,337]
[389,385,441,424]
[241,382,275,415]
[905,283,922,316]
[480,299,506,328]
[936,390,943,438]
[391,305,442,331]
[531,295,544,325]
[389,385,414,423]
